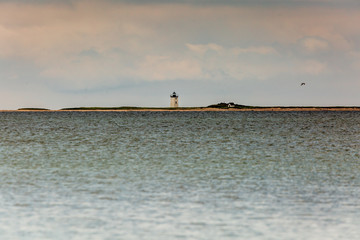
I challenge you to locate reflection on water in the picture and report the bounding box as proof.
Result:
[0,111,359,239]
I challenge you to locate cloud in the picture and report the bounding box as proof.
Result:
[186,43,276,56]
[0,0,359,7]
[186,43,223,55]
[184,43,281,81]
[300,37,329,52]
[136,55,203,81]
[232,46,277,55]
[302,60,328,75]
[79,49,101,57]
[349,51,360,69]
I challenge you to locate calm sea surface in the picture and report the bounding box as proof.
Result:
[0,111,359,239]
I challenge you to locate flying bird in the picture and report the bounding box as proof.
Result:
[301,83,306,86]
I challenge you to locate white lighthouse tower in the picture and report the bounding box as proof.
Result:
[170,91,179,108]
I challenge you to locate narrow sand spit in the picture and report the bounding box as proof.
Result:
[4,107,360,112]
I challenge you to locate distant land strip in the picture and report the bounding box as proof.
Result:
[17,108,51,111]
[9,105,360,112]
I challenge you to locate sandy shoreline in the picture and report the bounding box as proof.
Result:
[2,107,360,112]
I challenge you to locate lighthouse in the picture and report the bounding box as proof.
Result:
[170,92,179,108]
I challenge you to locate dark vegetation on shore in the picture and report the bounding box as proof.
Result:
[60,103,254,110]
[14,103,360,111]
[207,102,254,109]
[61,106,142,110]
[60,106,206,110]
[208,103,360,110]
[18,108,50,111]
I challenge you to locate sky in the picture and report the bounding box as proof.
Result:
[1,0,360,109]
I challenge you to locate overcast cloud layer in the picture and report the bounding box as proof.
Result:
[1,0,359,109]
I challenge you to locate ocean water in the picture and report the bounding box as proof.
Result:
[0,111,359,240]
